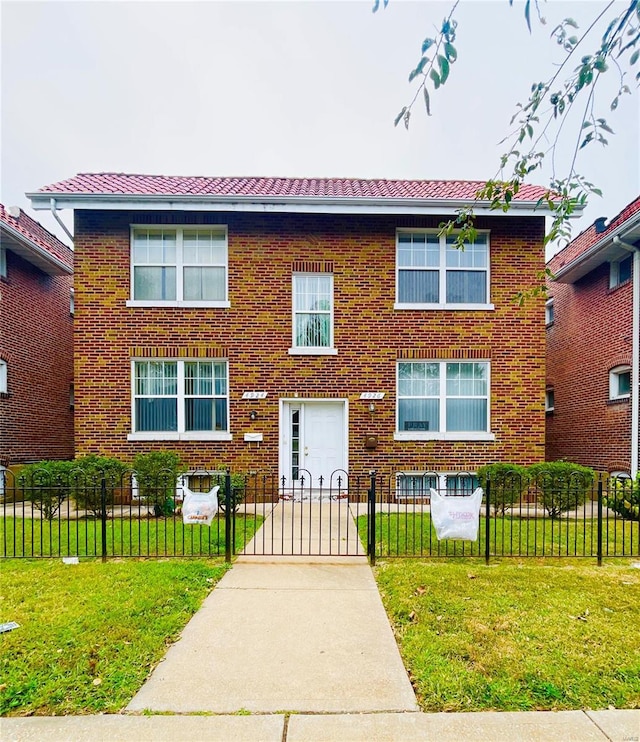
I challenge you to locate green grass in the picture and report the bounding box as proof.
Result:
[375,559,640,712]
[1,515,263,558]
[0,559,228,716]
[358,512,640,558]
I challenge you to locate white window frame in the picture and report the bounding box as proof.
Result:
[395,471,480,499]
[128,358,232,441]
[395,229,493,311]
[127,225,230,308]
[545,388,555,412]
[0,246,6,278]
[545,298,554,326]
[0,359,7,394]
[70,289,75,315]
[609,254,632,289]
[289,273,337,356]
[394,360,494,441]
[609,365,631,400]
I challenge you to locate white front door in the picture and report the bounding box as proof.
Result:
[281,401,346,485]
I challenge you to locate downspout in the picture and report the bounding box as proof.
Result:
[613,236,639,477]
[49,198,74,244]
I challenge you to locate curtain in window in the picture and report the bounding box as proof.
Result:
[294,275,332,347]
[135,361,178,432]
[398,270,439,303]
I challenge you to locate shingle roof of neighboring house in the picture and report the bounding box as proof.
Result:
[549,196,640,272]
[33,172,550,202]
[548,195,640,282]
[0,203,73,275]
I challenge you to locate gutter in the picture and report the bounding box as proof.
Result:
[49,198,74,244]
[26,191,553,217]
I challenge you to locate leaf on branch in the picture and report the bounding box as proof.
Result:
[438,55,450,84]
[630,49,640,66]
[422,37,436,54]
[423,87,431,116]
[524,0,531,33]
[394,107,407,127]
[430,68,441,89]
[444,41,457,62]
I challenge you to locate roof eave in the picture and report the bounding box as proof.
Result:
[0,223,72,276]
[27,191,552,217]
[552,212,640,283]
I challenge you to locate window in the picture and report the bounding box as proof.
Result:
[396,361,492,440]
[0,246,6,278]
[610,255,632,289]
[129,226,228,306]
[69,384,75,409]
[129,359,230,440]
[0,360,7,394]
[396,473,438,500]
[290,274,335,354]
[545,388,555,412]
[609,366,631,400]
[545,298,554,326]
[396,231,491,309]
[70,289,75,315]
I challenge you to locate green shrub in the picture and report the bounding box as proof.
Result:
[133,451,187,517]
[603,474,640,522]
[527,461,595,519]
[477,463,528,515]
[70,455,128,517]
[213,468,246,513]
[17,461,74,520]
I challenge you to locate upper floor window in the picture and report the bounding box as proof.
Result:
[609,365,631,400]
[0,359,7,393]
[395,231,491,310]
[70,289,75,315]
[545,388,555,412]
[129,359,230,441]
[396,360,493,440]
[545,298,554,326]
[610,254,632,289]
[290,273,336,355]
[0,246,6,278]
[129,226,228,307]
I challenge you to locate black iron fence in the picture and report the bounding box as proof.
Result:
[1,468,638,562]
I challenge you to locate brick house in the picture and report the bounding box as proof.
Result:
[0,204,74,470]
[545,196,640,477]
[28,173,550,489]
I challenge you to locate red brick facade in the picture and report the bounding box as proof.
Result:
[546,204,637,474]
[73,208,546,476]
[0,211,74,465]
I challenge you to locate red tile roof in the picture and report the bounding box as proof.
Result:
[35,172,550,203]
[0,203,73,270]
[548,195,640,272]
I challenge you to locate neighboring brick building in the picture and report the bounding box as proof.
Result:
[546,196,640,477]
[29,173,550,487]
[0,204,74,467]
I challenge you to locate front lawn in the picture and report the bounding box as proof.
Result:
[1,559,228,716]
[375,559,640,711]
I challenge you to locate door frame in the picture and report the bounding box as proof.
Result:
[279,398,349,485]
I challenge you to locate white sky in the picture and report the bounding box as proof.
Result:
[2,0,639,258]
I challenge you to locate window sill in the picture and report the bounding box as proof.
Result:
[288,348,338,356]
[394,431,496,442]
[126,300,231,309]
[394,302,495,311]
[128,432,233,442]
[607,396,630,405]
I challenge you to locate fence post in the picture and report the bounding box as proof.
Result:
[485,477,491,565]
[368,470,376,566]
[597,477,603,567]
[100,476,108,563]
[225,469,232,564]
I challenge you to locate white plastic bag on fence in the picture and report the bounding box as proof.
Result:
[182,485,219,526]
[429,487,483,541]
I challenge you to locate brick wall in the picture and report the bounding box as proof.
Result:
[545,263,633,472]
[73,210,546,474]
[0,250,74,464]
